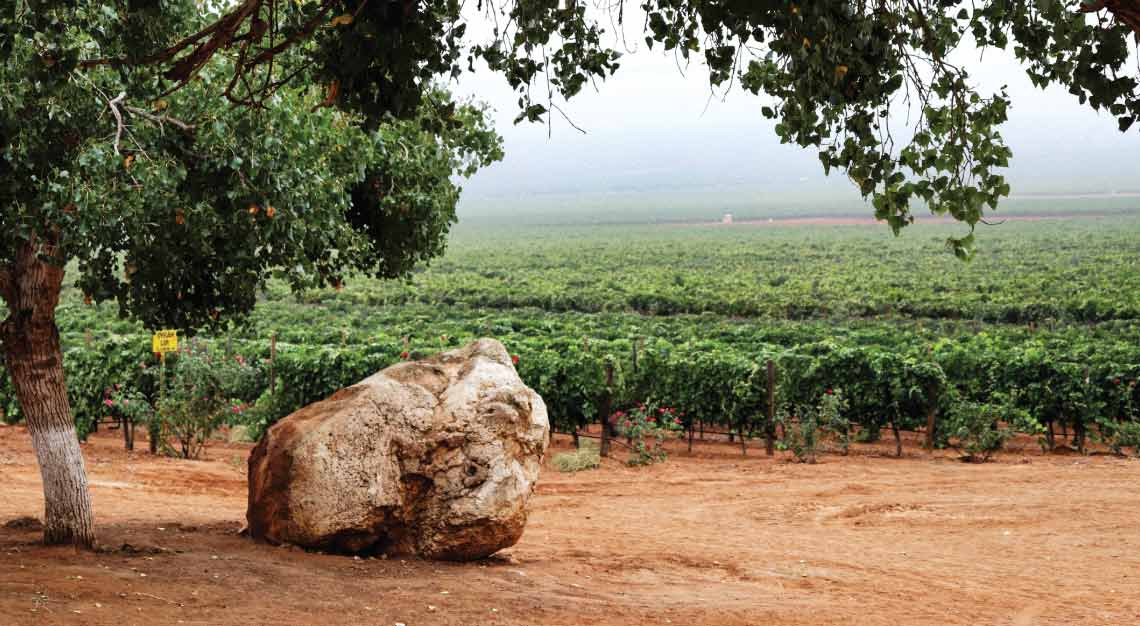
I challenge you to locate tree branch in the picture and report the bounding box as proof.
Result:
[1080,0,1140,34]
[81,0,343,106]
[107,92,126,154]
[124,106,197,132]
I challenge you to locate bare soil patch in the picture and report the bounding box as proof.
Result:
[2,425,1139,625]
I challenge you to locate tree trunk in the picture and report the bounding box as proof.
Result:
[1,241,96,548]
[891,419,902,458]
[122,415,134,451]
[925,406,937,453]
[598,363,613,458]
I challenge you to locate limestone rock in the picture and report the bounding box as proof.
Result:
[246,339,549,560]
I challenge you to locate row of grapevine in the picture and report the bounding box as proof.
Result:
[16,322,1136,455]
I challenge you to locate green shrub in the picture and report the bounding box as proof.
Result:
[552,440,601,472]
[820,388,850,455]
[946,395,1039,462]
[779,389,847,463]
[106,386,154,451]
[240,389,297,442]
[1097,419,1140,456]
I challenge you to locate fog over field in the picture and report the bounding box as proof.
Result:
[453,26,1140,224]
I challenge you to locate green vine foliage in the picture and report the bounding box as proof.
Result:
[944,392,1040,462]
[21,305,1140,460]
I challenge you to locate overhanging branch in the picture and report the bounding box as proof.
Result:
[1080,0,1140,34]
[124,106,197,132]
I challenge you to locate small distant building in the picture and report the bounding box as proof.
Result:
[722,213,734,225]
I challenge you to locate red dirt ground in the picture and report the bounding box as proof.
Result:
[2,424,1139,626]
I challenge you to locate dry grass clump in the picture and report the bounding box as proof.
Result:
[552,439,601,472]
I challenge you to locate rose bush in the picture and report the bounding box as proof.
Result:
[615,402,683,466]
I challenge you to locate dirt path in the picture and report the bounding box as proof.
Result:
[2,425,1139,626]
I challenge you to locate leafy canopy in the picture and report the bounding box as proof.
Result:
[65,0,1140,257]
[1,1,502,329]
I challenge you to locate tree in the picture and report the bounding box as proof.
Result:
[6,0,1138,547]
[1,3,501,547]
[85,0,1140,249]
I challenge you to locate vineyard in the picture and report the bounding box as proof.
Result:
[10,213,1140,460]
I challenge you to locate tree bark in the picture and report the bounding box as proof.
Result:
[1075,419,1087,455]
[925,405,937,453]
[598,362,613,458]
[1,241,95,548]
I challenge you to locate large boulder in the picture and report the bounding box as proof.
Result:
[247,338,549,560]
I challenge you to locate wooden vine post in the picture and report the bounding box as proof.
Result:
[925,404,937,453]
[150,330,179,455]
[765,359,776,456]
[599,360,614,458]
[737,412,748,456]
[150,348,163,454]
[924,344,937,454]
[268,331,278,394]
[627,341,638,446]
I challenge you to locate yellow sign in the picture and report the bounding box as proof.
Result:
[152,330,178,354]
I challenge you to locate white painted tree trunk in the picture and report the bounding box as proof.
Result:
[1,240,95,547]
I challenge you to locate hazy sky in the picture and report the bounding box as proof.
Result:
[450,16,1140,219]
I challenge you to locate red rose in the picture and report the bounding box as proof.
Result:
[512,354,519,365]
[826,389,834,395]
[1114,378,1121,386]
[624,420,631,427]
[648,417,655,423]
[400,351,410,359]
[674,418,682,425]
